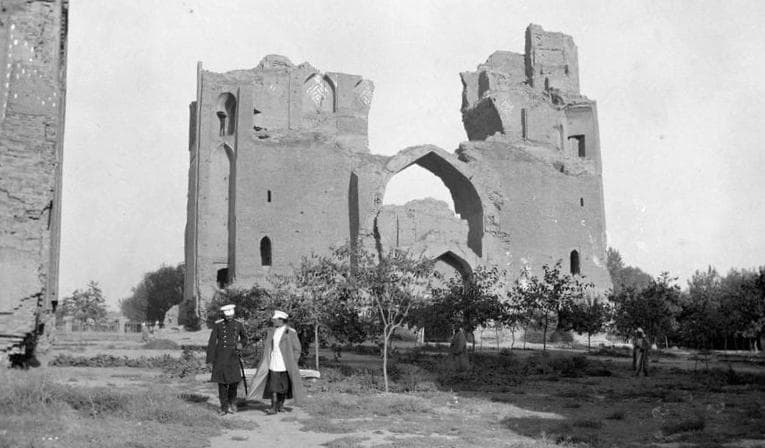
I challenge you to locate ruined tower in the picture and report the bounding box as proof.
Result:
[183,55,375,322]
[182,24,611,322]
[0,0,69,364]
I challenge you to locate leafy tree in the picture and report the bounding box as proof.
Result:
[500,293,527,350]
[206,255,368,367]
[411,265,507,351]
[722,268,765,352]
[509,261,592,350]
[504,267,537,349]
[120,264,184,323]
[611,272,681,346]
[119,281,148,322]
[561,298,612,351]
[58,281,108,324]
[676,267,726,349]
[606,247,652,294]
[351,246,438,392]
[275,251,361,369]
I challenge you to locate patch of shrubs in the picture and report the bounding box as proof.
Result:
[590,346,632,358]
[142,339,180,350]
[515,352,590,378]
[314,349,615,394]
[343,343,382,356]
[50,349,206,378]
[389,363,438,392]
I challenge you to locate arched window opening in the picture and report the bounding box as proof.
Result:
[544,77,550,90]
[217,112,227,136]
[570,250,580,275]
[267,190,272,203]
[304,73,335,113]
[435,251,472,281]
[216,93,237,136]
[216,268,229,289]
[580,197,584,207]
[569,135,586,157]
[260,237,272,266]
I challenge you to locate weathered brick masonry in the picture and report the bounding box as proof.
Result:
[182,25,611,322]
[0,0,68,364]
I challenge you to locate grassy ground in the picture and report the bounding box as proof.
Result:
[0,369,248,448]
[296,349,765,447]
[18,331,765,448]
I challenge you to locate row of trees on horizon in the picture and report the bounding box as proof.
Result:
[58,247,765,361]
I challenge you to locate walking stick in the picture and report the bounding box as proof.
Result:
[238,353,249,396]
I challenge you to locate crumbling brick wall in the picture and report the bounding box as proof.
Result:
[0,0,68,365]
[182,24,611,323]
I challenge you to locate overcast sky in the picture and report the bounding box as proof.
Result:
[60,0,765,309]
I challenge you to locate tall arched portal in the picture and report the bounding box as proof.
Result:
[375,147,484,258]
[209,143,235,287]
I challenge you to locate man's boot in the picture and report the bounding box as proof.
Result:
[276,393,285,412]
[227,383,239,414]
[218,384,229,415]
[266,393,278,415]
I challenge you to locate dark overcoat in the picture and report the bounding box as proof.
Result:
[247,326,306,404]
[206,319,247,384]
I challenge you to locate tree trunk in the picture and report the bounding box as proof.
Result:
[523,326,527,350]
[510,326,515,350]
[495,326,500,351]
[382,326,391,393]
[314,322,320,370]
[665,335,669,350]
[542,314,548,351]
[587,333,591,352]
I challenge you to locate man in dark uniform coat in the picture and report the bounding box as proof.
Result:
[206,304,247,415]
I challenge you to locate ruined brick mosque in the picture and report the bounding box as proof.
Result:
[181,24,612,321]
[0,9,611,361]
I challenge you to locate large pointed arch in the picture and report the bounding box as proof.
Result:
[368,145,485,257]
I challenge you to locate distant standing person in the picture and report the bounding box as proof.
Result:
[248,310,306,414]
[140,322,150,342]
[450,327,470,371]
[633,328,649,377]
[206,304,248,415]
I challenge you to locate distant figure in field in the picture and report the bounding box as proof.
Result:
[207,304,248,415]
[141,322,150,342]
[633,328,649,377]
[450,327,470,371]
[248,310,305,414]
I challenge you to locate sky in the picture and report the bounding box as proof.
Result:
[60,0,765,309]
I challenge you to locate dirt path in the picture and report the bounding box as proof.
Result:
[207,406,338,448]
